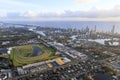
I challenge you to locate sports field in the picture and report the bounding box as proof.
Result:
[10,44,58,67]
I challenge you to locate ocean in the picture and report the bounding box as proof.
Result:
[7,21,120,33]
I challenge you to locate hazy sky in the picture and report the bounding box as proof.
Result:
[0,0,120,21]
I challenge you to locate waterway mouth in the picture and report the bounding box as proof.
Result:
[27,46,43,57]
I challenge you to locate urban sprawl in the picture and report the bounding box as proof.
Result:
[0,22,120,80]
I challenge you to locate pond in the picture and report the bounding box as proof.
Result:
[28,46,43,57]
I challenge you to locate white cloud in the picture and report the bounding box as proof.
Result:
[60,5,120,18]
[0,12,6,18]
[23,11,37,17]
[74,0,97,4]
[1,5,120,21]
[6,12,20,18]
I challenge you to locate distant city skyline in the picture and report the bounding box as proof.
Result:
[0,0,120,21]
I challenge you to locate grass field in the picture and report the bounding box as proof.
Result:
[10,44,58,67]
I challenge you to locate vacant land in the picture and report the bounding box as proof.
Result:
[10,44,58,67]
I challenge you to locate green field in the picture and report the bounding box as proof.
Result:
[10,44,58,67]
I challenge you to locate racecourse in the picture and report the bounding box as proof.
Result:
[10,44,58,67]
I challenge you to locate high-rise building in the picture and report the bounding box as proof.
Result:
[94,25,96,32]
[111,25,115,41]
[111,25,115,34]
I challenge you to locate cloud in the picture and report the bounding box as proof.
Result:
[74,0,97,4]
[1,5,120,21]
[37,12,60,18]
[6,12,21,18]
[23,11,37,17]
[60,5,120,18]
[0,11,6,18]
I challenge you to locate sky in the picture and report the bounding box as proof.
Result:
[0,0,120,21]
